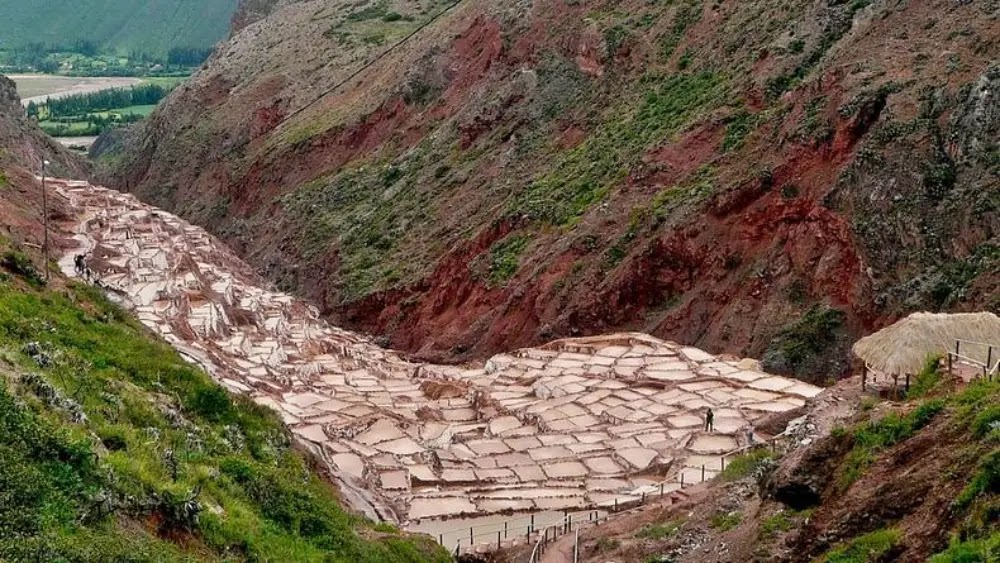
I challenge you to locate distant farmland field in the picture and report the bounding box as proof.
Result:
[10,75,143,104]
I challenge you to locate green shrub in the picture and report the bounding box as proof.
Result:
[1,250,44,286]
[487,234,530,286]
[972,406,1000,440]
[760,511,793,538]
[823,528,902,562]
[635,521,681,539]
[710,511,741,531]
[839,400,944,487]
[346,2,389,22]
[908,354,943,398]
[721,109,759,152]
[660,0,703,58]
[720,449,774,481]
[595,537,621,552]
[604,25,628,54]
[186,385,233,422]
[929,531,1000,562]
[97,426,129,451]
[955,450,1000,509]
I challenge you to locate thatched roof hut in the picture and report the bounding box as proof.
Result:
[852,312,1000,375]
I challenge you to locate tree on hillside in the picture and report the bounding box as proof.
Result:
[167,47,213,67]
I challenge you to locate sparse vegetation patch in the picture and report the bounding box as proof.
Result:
[486,234,531,286]
[510,71,727,225]
[822,527,902,563]
[839,400,945,488]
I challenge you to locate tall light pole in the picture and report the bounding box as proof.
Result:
[41,159,50,282]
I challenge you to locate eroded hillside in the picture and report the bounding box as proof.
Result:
[0,75,87,256]
[98,0,999,380]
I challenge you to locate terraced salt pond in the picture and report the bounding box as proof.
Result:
[52,179,822,536]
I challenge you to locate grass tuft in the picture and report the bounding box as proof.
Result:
[720,449,774,481]
[635,520,682,540]
[822,528,902,563]
[838,400,945,488]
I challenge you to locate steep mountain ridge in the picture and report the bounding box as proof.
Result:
[0,75,87,254]
[98,0,999,379]
[0,75,83,174]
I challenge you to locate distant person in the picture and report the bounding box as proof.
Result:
[705,408,714,432]
[74,254,86,277]
[745,424,755,445]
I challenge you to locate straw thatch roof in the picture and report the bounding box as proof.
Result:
[852,312,1000,375]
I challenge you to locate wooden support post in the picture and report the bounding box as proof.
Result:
[701,464,706,482]
[504,521,508,539]
[497,530,501,549]
[530,514,535,534]
[438,534,443,545]
[905,373,911,394]
[469,527,473,544]
[862,364,867,391]
[948,353,953,376]
[721,456,726,471]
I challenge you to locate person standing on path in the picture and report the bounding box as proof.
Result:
[705,408,714,432]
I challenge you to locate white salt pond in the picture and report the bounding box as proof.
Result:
[50,178,824,549]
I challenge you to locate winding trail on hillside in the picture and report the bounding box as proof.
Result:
[49,178,822,549]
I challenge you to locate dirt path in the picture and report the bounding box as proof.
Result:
[540,533,576,563]
[48,177,824,551]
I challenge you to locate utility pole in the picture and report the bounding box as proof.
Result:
[42,159,50,282]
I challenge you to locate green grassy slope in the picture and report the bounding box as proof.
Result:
[0,240,447,562]
[0,0,238,56]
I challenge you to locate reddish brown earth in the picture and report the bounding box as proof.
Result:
[96,0,999,381]
[0,75,87,251]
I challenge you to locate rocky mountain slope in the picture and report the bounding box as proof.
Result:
[0,75,87,256]
[97,0,999,380]
[0,75,83,173]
